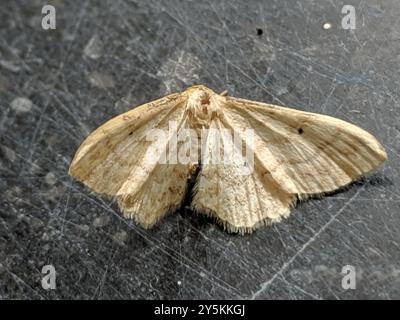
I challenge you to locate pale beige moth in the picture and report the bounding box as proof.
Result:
[69,85,387,234]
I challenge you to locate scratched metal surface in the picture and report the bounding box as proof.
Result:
[0,0,399,299]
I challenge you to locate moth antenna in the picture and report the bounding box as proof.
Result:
[219,90,228,96]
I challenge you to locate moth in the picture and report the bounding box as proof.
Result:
[69,85,387,233]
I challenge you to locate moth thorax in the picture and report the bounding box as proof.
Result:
[186,90,220,129]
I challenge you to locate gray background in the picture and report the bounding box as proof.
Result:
[0,0,399,299]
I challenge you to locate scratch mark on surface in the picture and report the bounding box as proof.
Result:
[250,187,365,299]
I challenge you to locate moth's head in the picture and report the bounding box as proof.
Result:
[185,85,216,106]
[184,85,222,127]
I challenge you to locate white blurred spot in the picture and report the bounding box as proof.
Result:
[323,23,332,30]
[84,35,103,59]
[45,172,57,186]
[89,71,115,89]
[11,97,33,114]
